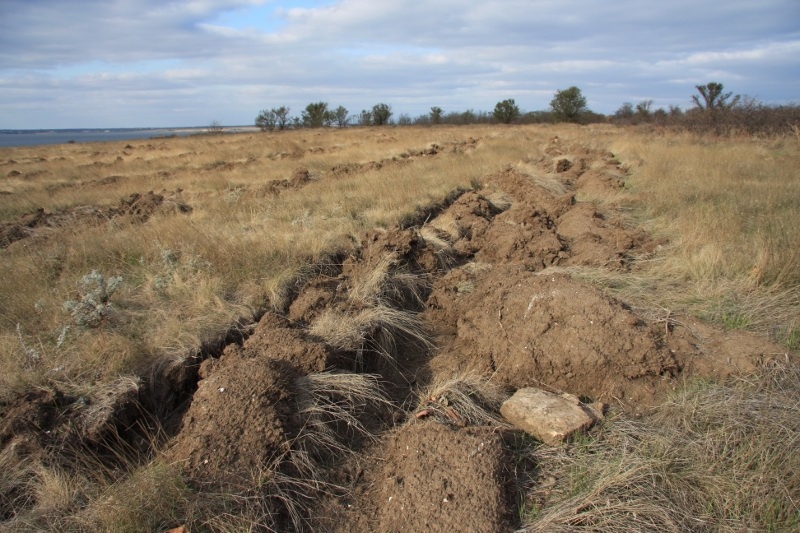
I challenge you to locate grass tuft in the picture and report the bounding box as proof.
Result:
[416,372,510,426]
[526,363,800,532]
[309,305,432,366]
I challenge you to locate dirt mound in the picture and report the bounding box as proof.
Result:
[198,157,257,172]
[0,189,191,247]
[426,267,679,404]
[0,378,143,449]
[375,423,510,532]
[167,313,346,486]
[0,390,64,451]
[116,190,192,219]
[258,166,315,195]
[219,312,342,374]
[45,174,129,193]
[167,351,298,486]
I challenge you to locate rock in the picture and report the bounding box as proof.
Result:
[500,388,602,445]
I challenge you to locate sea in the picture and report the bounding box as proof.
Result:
[0,127,233,148]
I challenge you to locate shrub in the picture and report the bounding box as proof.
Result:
[302,102,332,128]
[255,109,277,131]
[331,105,349,128]
[63,271,123,328]
[273,106,291,130]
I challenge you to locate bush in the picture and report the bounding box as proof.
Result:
[273,106,291,130]
[63,271,123,328]
[302,102,332,128]
[255,109,277,131]
[331,105,349,127]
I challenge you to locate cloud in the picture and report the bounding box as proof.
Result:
[0,0,798,128]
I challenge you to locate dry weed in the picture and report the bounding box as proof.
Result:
[418,225,459,270]
[294,371,391,459]
[194,372,390,532]
[309,305,432,365]
[347,253,429,309]
[416,372,510,427]
[526,363,800,532]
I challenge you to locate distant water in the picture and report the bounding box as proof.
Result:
[0,128,207,148]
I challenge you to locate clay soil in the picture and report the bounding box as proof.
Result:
[0,134,785,531]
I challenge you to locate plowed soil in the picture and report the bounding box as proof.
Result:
[159,137,782,531]
[0,189,191,248]
[1,135,784,531]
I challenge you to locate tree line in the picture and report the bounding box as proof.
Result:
[255,102,392,131]
[253,83,800,136]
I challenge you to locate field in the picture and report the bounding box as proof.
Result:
[1,124,798,531]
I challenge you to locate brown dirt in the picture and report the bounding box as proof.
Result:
[0,189,192,247]
[258,166,315,195]
[167,351,299,487]
[1,136,788,531]
[197,139,780,530]
[426,266,679,405]
[376,423,510,532]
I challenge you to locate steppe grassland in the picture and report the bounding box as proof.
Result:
[2,125,798,397]
[0,125,537,396]
[1,124,798,531]
[606,132,799,341]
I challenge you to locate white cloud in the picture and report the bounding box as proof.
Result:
[0,0,798,128]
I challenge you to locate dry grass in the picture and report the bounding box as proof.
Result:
[309,305,432,366]
[605,131,800,344]
[1,125,534,401]
[347,252,429,309]
[72,461,189,532]
[2,124,799,530]
[0,127,495,399]
[194,371,391,533]
[294,371,391,460]
[525,363,800,532]
[416,371,510,427]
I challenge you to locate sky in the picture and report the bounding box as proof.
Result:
[1,0,798,129]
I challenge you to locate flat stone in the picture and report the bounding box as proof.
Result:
[500,388,602,445]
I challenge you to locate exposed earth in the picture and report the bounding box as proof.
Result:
[0,136,784,531]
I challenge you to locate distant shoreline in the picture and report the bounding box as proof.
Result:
[0,126,259,148]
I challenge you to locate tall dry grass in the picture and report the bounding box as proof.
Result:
[525,363,800,532]
[0,125,538,399]
[2,124,798,531]
[584,130,800,345]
